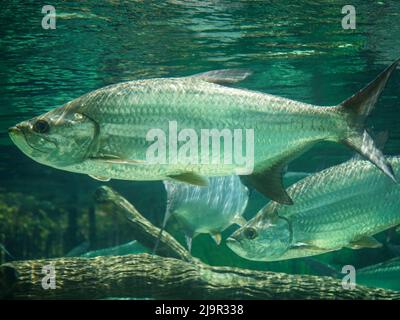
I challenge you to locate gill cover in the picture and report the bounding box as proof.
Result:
[21,106,99,168]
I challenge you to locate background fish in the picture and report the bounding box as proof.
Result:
[80,240,148,258]
[227,156,400,261]
[0,243,13,260]
[306,257,400,292]
[8,60,400,204]
[161,175,248,251]
[356,257,400,291]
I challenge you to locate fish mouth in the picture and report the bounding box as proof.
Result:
[8,126,21,136]
[225,237,239,250]
[8,126,24,145]
[8,124,49,157]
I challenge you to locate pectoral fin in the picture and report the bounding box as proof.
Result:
[168,172,208,187]
[90,155,146,165]
[188,69,252,84]
[241,164,293,205]
[210,233,222,245]
[347,236,382,250]
[89,174,111,182]
[290,242,329,252]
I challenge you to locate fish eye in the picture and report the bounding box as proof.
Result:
[33,119,50,134]
[244,227,257,240]
[74,113,84,120]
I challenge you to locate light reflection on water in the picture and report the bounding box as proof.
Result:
[0,0,399,159]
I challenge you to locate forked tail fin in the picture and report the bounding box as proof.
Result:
[338,58,400,182]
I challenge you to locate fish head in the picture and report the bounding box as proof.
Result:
[8,103,98,168]
[226,206,291,261]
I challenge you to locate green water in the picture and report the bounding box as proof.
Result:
[1,0,400,297]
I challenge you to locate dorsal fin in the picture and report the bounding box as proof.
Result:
[188,69,252,84]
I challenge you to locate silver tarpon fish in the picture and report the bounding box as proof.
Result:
[227,156,400,261]
[161,175,248,250]
[356,257,400,291]
[80,240,148,258]
[306,257,400,292]
[8,59,400,204]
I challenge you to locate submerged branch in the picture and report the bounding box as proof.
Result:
[94,186,194,263]
[1,254,400,300]
[1,186,399,300]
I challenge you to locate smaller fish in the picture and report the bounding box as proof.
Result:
[65,241,91,257]
[356,257,400,291]
[307,258,400,292]
[384,224,400,256]
[159,175,249,251]
[0,243,13,259]
[80,241,148,258]
[227,155,400,262]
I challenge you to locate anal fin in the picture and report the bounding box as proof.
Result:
[347,236,382,249]
[241,163,293,205]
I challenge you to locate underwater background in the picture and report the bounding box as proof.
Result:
[1,0,400,295]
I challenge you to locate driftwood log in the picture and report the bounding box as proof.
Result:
[1,186,399,300]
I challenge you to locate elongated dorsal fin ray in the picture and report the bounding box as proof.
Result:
[241,163,293,205]
[152,186,174,255]
[153,181,176,254]
[188,69,252,85]
[185,234,193,253]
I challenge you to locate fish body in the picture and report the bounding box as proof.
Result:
[80,240,148,258]
[163,175,248,248]
[9,60,400,204]
[356,257,400,291]
[306,257,400,291]
[227,157,400,261]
